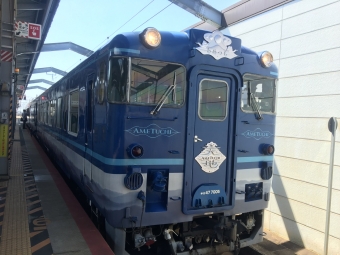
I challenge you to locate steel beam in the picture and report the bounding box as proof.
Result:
[222,0,294,27]
[25,85,47,91]
[169,0,226,29]
[16,43,36,53]
[16,64,30,68]
[17,3,45,11]
[33,67,67,76]
[29,79,54,85]
[187,0,295,31]
[41,42,94,57]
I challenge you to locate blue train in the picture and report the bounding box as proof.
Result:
[27,28,278,255]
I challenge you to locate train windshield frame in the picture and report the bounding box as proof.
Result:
[107,57,186,107]
[241,74,277,114]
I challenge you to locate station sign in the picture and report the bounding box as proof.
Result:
[14,21,41,40]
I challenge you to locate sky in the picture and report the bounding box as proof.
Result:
[20,0,240,110]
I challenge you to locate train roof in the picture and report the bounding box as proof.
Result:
[28,28,277,106]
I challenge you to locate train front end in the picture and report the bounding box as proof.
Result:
[102,28,278,255]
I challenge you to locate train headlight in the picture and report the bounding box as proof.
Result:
[127,143,144,158]
[260,51,273,67]
[140,28,161,49]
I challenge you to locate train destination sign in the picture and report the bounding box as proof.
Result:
[14,21,41,40]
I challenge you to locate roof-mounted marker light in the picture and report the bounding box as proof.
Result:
[259,51,273,68]
[139,27,161,49]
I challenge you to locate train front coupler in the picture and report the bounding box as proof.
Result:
[163,215,241,255]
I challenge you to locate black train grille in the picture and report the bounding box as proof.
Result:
[124,172,143,190]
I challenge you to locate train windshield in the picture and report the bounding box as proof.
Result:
[108,57,185,106]
[241,74,276,114]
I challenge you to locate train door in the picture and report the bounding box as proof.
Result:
[84,74,95,185]
[183,66,236,214]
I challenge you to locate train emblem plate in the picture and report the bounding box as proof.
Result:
[195,142,226,173]
[196,31,238,60]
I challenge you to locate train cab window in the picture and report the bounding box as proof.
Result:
[241,74,276,114]
[198,79,228,121]
[108,57,185,106]
[68,90,79,134]
[130,59,185,106]
[56,97,62,128]
[107,58,128,102]
[98,62,106,104]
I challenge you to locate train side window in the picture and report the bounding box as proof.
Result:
[242,74,276,114]
[198,79,228,121]
[56,97,62,128]
[68,90,79,135]
[98,62,106,104]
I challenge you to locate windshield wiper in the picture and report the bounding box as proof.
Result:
[250,93,263,120]
[150,72,176,115]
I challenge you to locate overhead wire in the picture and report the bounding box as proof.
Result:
[132,2,173,31]
[92,0,155,50]
[65,0,155,72]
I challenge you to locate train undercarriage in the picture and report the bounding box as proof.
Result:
[103,210,264,255]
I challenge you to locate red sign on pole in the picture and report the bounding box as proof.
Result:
[14,21,41,40]
[28,23,41,40]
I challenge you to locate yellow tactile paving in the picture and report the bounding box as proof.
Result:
[0,128,31,255]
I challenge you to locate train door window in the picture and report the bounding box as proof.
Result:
[41,103,44,123]
[87,78,94,131]
[68,89,79,135]
[40,103,44,122]
[63,94,68,131]
[241,74,276,114]
[48,101,51,125]
[56,97,62,128]
[44,102,49,124]
[49,100,56,126]
[198,79,228,121]
[98,62,106,104]
[38,104,41,122]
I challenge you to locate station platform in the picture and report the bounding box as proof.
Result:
[0,126,114,255]
[0,125,317,255]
